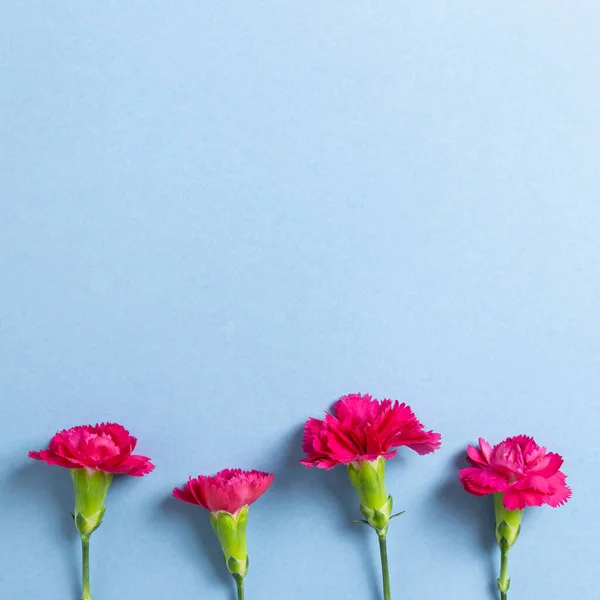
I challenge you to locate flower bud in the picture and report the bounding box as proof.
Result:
[209,506,249,578]
[347,458,393,535]
[493,492,524,549]
[70,468,113,538]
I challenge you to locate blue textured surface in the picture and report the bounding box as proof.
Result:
[1,3,598,599]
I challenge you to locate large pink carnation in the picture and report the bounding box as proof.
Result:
[28,422,154,476]
[300,393,442,469]
[173,469,274,515]
[459,435,571,510]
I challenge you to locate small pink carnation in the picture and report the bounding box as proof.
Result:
[29,422,154,476]
[300,393,442,469]
[459,435,571,510]
[173,469,274,515]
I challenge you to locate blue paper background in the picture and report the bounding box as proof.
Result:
[1,3,598,599]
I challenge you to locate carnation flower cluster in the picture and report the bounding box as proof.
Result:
[459,435,571,510]
[27,394,571,600]
[300,392,442,468]
[172,469,274,514]
[29,422,154,476]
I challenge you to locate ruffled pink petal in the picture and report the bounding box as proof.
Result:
[525,475,552,494]
[511,435,542,464]
[375,401,419,443]
[49,433,90,464]
[101,454,154,476]
[172,480,204,506]
[466,439,493,467]
[404,431,442,455]
[299,455,338,469]
[466,445,486,467]
[459,467,508,496]
[28,449,81,469]
[502,487,547,510]
[234,471,275,509]
[301,418,323,454]
[83,436,120,466]
[529,451,563,478]
[332,393,375,423]
[205,482,236,513]
[326,429,364,463]
[190,478,210,508]
[98,423,137,454]
[479,438,493,463]
[545,472,572,507]
[491,440,525,477]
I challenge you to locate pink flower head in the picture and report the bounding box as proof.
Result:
[172,469,274,515]
[459,435,572,510]
[28,422,154,476]
[300,393,442,469]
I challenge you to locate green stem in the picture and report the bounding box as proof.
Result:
[235,576,245,600]
[498,547,509,600]
[378,534,391,600]
[81,536,91,600]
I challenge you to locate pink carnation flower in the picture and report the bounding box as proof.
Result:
[29,422,154,476]
[459,435,571,510]
[300,393,442,469]
[173,469,274,515]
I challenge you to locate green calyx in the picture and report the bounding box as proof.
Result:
[359,496,394,536]
[494,493,523,596]
[210,506,249,579]
[347,458,394,535]
[493,492,524,550]
[70,468,113,539]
